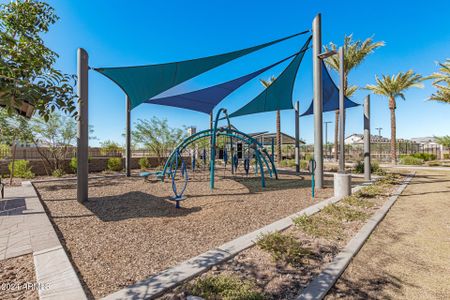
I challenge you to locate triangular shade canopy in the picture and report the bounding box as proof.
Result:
[145,52,301,114]
[94,31,309,110]
[228,36,311,118]
[300,62,360,116]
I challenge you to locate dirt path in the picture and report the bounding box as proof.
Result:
[327,170,450,299]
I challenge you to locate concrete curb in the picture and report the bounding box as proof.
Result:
[102,182,374,300]
[26,182,87,300]
[297,174,415,300]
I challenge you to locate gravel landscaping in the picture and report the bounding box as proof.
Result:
[0,254,39,300]
[34,169,339,299]
[160,173,405,299]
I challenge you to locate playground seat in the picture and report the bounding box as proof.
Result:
[139,171,171,181]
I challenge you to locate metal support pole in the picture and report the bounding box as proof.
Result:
[295,101,300,173]
[313,14,324,188]
[77,48,89,203]
[125,95,131,177]
[338,46,345,173]
[364,95,371,181]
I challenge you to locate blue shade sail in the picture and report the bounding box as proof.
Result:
[94,31,309,110]
[228,36,311,118]
[145,52,302,114]
[300,61,360,116]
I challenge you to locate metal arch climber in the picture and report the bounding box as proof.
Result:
[161,108,278,190]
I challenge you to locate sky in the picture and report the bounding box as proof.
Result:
[20,0,450,146]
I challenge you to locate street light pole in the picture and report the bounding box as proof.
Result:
[338,46,345,173]
[376,127,383,160]
[313,13,324,189]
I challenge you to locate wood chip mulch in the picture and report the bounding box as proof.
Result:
[34,169,338,299]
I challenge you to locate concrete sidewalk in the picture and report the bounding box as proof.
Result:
[0,183,60,260]
[0,183,86,300]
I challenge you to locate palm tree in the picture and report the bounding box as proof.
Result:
[324,35,384,161]
[428,59,450,104]
[260,76,282,164]
[366,71,424,164]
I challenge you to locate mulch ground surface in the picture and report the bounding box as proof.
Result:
[0,254,39,300]
[34,169,339,299]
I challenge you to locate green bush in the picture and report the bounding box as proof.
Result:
[70,157,78,172]
[399,155,423,165]
[256,232,310,265]
[186,275,264,300]
[354,160,385,175]
[410,153,436,161]
[444,154,450,159]
[139,157,149,170]
[8,160,34,179]
[0,144,11,159]
[52,168,65,178]
[300,160,308,170]
[107,157,123,172]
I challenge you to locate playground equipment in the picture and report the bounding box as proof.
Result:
[139,108,278,208]
[162,108,278,191]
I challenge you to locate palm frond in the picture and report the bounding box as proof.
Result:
[365,70,424,99]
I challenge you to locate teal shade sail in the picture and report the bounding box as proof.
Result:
[228,36,311,118]
[94,31,309,109]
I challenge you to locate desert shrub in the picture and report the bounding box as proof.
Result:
[342,195,375,208]
[52,168,65,178]
[139,157,149,170]
[8,160,34,179]
[354,160,385,175]
[444,154,450,159]
[256,232,310,265]
[107,157,123,172]
[377,173,401,185]
[409,153,436,161]
[427,161,441,166]
[322,204,368,222]
[69,157,77,172]
[293,214,342,238]
[300,160,308,170]
[357,185,382,198]
[399,155,423,165]
[304,153,313,161]
[186,275,265,300]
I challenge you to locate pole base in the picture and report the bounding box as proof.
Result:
[334,173,352,198]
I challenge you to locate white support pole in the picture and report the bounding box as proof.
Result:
[364,95,371,180]
[313,14,324,188]
[77,48,89,203]
[295,101,300,174]
[125,95,131,177]
[338,46,345,173]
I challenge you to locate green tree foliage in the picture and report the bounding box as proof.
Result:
[428,59,450,104]
[366,71,424,163]
[100,140,122,156]
[435,135,450,147]
[29,112,77,172]
[0,0,76,119]
[324,35,384,161]
[0,108,33,183]
[132,117,186,161]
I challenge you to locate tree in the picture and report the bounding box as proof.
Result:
[132,117,186,162]
[428,59,450,104]
[260,76,282,164]
[435,136,450,148]
[324,35,384,161]
[29,112,77,173]
[100,140,123,156]
[366,71,424,163]
[0,0,76,120]
[0,108,33,184]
